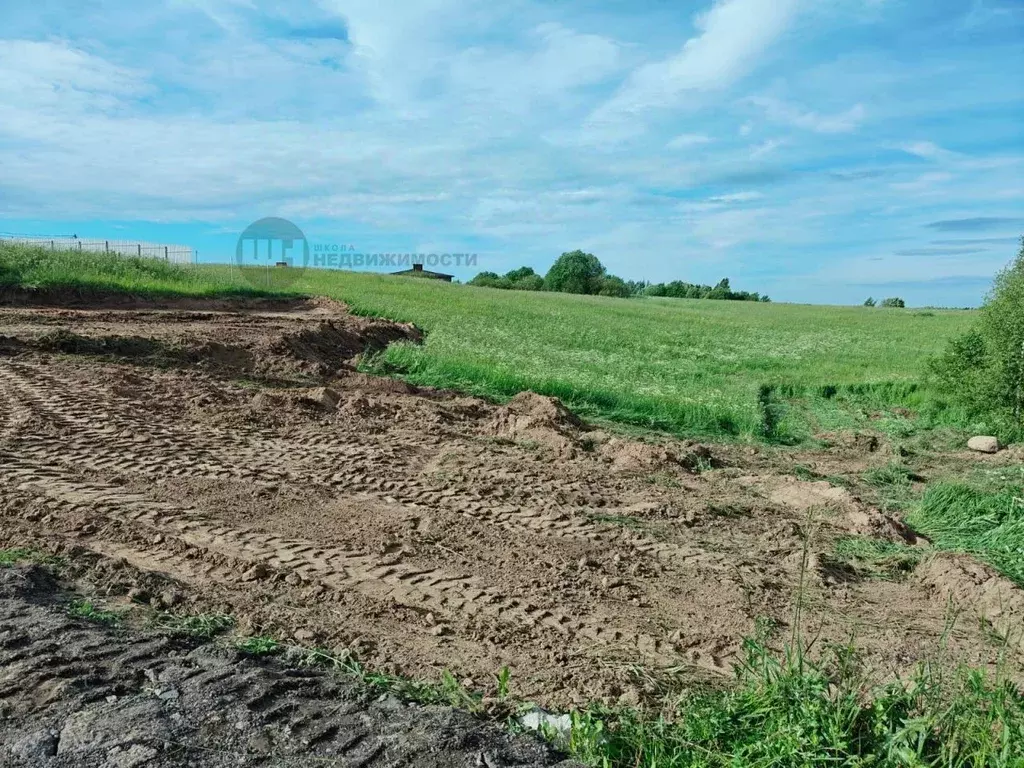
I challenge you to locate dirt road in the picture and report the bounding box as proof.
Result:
[1,296,1021,716]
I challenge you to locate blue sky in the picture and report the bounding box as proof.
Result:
[1,0,1022,306]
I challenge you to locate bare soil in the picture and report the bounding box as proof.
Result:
[1,297,1021,717]
[0,564,578,767]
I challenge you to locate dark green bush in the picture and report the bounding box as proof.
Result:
[930,237,1024,437]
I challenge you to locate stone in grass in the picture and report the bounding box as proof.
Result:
[967,436,1000,454]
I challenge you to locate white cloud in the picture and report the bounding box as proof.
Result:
[750,97,866,133]
[667,133,713,149]
[709,191,763,203]
[898,141,956,160]
[588,0,800,131]
[749,138,785,158]
[0,40,150,111]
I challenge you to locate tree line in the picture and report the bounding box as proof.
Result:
[468,250,769,302]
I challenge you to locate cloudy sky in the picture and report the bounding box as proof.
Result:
[1,0,1022,305]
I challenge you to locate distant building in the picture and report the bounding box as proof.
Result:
[391,263,453,282]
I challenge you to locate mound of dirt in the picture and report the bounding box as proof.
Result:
[276,319,422,376]
[599,439,714,474]
[741,475,916,542]
[916,554,1024,650]
[485,392,586,455]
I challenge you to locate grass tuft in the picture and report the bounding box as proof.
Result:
[910,481,1024,588]
[68,599,123,626]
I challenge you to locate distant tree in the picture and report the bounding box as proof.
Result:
[864,297,877,307]
[510,273,544,291]
[544,250,606,295]
[625,280,648,296]
[468,271,510,289]
[504,266,537,282]
[760,295,771,303]
[468,266,543,291]
[881,297,906,308]
[597,275,631,298]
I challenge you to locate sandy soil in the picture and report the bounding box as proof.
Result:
[1,296,1021,712]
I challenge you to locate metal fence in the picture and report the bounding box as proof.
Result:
[1,236,195,265]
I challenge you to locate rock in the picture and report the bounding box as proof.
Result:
[241,563,271,582]
[967,436,1000,454]
[11,730,58,760]
[304,387,340,410]
[107,744,158,767]
[293,628,316,643]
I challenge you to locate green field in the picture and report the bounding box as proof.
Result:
[0,243,974,439]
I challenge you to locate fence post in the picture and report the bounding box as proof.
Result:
[50,241,54,250]
[165,246,169,261]
[105,240,109,253]
[138,244,141,257]
[78,241,82,252]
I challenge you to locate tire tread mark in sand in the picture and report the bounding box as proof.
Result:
[0,455,586,639]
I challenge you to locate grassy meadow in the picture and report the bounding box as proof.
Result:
[0,242,975,440]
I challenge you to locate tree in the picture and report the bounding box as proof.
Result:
[978,238,1024,425]
[931,237,1024,435]
[468,271,510,289]
[597,275,630,298]
[544,250,606,295]
[880,297,906,308]
[504,266,537,283]
[864,297,876,307]
[510,273,544,291]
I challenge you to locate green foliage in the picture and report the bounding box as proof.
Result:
[157,613,235,638]
[597,274,631,298]
[68,599,123,626]
[0,548,60,567]
[645,277,767,302]
[468,266,545,291]
[909,480,1024,588]
[864,297,876,307]
[235,636,281,656]
[881,297,906,308]
[568,639,1024,768]
[930,238,1024,438]
[544,250,606,294]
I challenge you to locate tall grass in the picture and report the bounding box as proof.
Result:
[568,638,1024,768]
[0,242,974,439]
[910,480,1024,588]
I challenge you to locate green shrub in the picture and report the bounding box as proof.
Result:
[930,237,1024,437]
[598,275,631,298]
[864,297,877,307]
[881,297,906,308]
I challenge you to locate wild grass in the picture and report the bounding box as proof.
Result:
[67,599,123,626]
[0,548,60,567]
[0,242,975,440]
[832,537,928,580]
[910,480,1024,589]
[567,638,1024,768]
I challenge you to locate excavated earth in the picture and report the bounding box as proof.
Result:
[1,296,1023,763]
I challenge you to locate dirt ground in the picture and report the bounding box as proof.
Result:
[0,564,578,767]
[1,296,1022,718]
